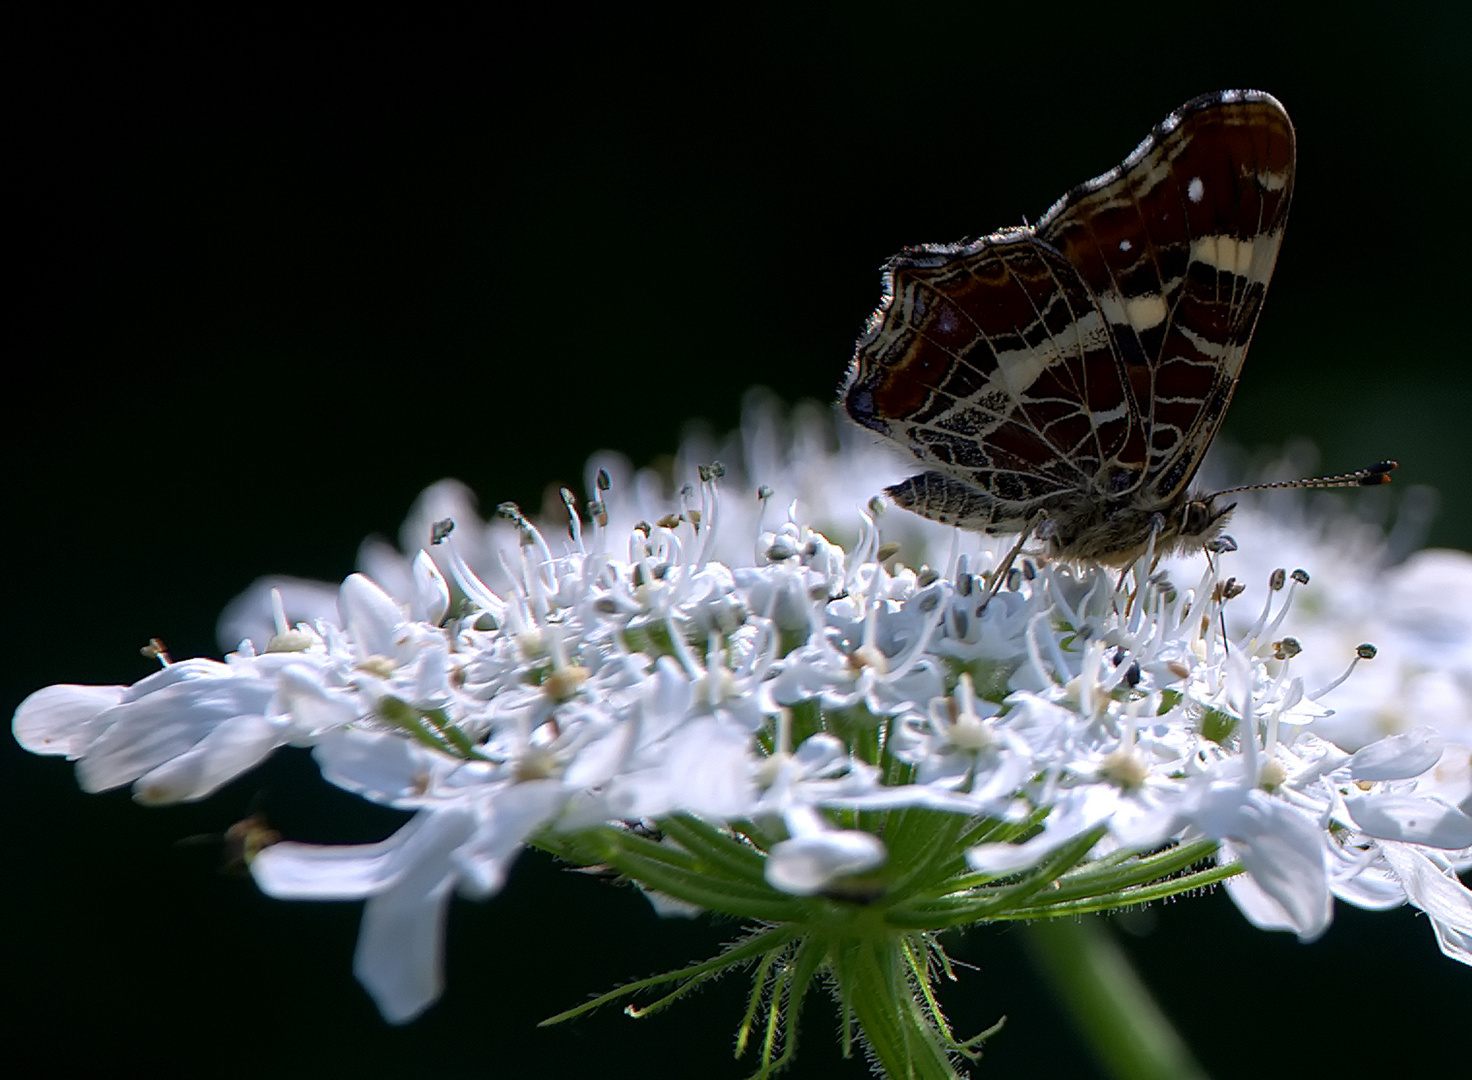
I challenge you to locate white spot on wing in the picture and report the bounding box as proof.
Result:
[1119,239,1132,252]
[1125,294,1167,330]
[1187,176,1204,203]
[1099,293,1168,332]
[1257,169,1290,192]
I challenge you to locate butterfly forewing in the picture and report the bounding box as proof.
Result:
[1037,93,1295,504]
[844,90,1296,561]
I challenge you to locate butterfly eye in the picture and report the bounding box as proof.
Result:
[1181,500,1214,537]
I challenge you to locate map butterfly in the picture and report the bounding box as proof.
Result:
[843,90,1385,568]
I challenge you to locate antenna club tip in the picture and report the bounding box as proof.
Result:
[1361,460,1398,486]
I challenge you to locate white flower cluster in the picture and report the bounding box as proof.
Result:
[14,396,1472,1023]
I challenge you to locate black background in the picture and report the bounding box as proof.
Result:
[7,5,1470,1077]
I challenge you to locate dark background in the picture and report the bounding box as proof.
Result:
[7,5,1469,1077]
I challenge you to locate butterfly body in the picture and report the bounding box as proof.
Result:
[844,90,1295,565]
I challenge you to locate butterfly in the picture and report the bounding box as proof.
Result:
[844,90,1306,567]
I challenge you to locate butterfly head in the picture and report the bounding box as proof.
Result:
[1178,492,1238,551]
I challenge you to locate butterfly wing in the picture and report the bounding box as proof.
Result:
[1036,90,1296,505]
[844,229,1127,531]
[844,90,1295,537]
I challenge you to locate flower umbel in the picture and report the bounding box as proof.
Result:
[14,401,1472,1077]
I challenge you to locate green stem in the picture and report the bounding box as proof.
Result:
[838,933,961,1080]
[1022,917,1208,1080]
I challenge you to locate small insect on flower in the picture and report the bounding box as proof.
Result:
[221,813,282,874]
[179,810,282,877]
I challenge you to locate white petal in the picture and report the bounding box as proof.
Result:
[1223,798,1332,942]
[1345,794,1472,849]
[1330,864,1409,911]
[967,787,1112,875]
[132,713,289,805]
[76,674,275,793]
[561,723,634,789]
[765,830,885,896]
[640,656,694,741]
[661,717,753,819]
[792,733,847,774]
[1349,727,1444,781]
[11,684,125,757]
[276,663,361,733]
[252,826,421,900]
[349,809,481,1023]
[452,779,566,898]
[409,641,454,709]
[1377,842,1472,966]
[252,807,475,899]
[314,728,441,805]
[410,550,450,626]
[118,657,233,702]
[354,869,454,1023]
[338,573,405,658]
[1221,843,1299,932]
[636,884,703,918]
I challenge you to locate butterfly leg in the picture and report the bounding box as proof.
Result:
[1117,512,1169,616]
[982,510,1047,604]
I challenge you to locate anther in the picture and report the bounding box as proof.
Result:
[1272,637,1301,660]
[1308,642,1378,699]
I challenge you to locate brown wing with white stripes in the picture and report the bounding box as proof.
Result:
[1036,91,1295,507]
[843,90,1295,540]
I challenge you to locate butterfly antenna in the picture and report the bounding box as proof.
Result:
[1209,460,1397,499]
